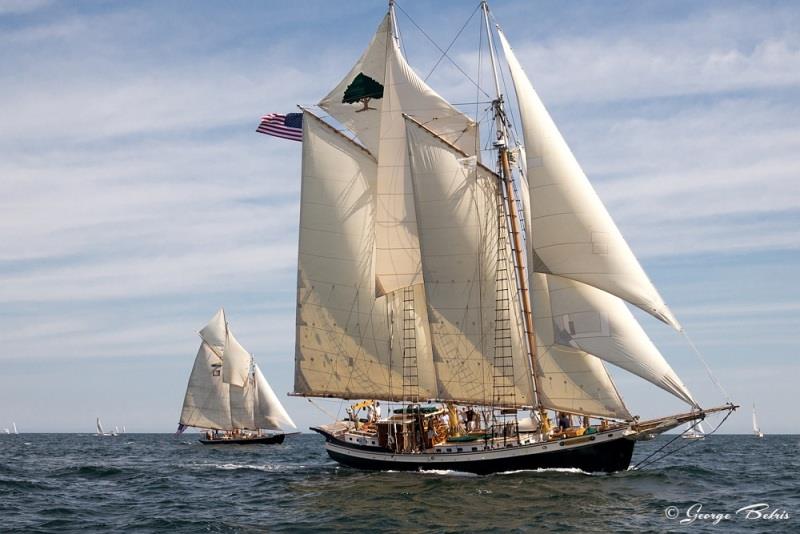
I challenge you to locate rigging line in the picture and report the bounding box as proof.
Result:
[306,397,340,423]
[476,13,483,159]
[487,12,523,147]
[423,2,481,82]
[394,1,492,100]
[631,409,734,471]
[682,330,732,403]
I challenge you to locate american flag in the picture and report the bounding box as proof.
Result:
[256,112,303,141]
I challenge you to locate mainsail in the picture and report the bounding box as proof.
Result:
[180,343,231,430]
[406,118,534,406]
[496,28,681,331]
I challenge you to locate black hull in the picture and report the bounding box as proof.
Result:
[322,435,635,475]
[199,434,285,445]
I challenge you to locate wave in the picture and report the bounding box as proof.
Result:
[495,467,596,476]
[185,462,305,473]
[413,469,478,477]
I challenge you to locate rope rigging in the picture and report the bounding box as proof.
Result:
[631,408,734,471]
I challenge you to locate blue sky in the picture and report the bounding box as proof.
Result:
[1,0,798,433]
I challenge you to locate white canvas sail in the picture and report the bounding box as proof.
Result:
[222,329,252,388]
[318,14,391,155]
[229,380,256,430]
[12,422,17,434]
[293,111,438,401]
[96,417,104,435]
[543,275,697,407]
[320,10,477,296]
[406,119,534,406]
[752,404,762,434]
[373,28,478,295]
[199,308,226,355]
[254,365,297,431]
[532,273,632,419]
[497,28,680,330]
[180,343,232,430]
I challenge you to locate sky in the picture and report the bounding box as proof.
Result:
[1,0,798,434]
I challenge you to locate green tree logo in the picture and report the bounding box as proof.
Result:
[342,72,384,112]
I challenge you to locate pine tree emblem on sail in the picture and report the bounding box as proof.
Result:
[342,72,384,112]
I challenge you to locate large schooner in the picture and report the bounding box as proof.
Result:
[289,2,736,473]
[179,309,297,445]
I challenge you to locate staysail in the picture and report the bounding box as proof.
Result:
[532,273,631,419]
[497,27,681,330]
[542,275,697,407]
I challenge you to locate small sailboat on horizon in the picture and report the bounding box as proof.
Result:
[753,403,764,438]
[96,417,117,437]
[177,308,297,445]
[681,421,705,440]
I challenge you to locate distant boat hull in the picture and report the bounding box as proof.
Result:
[313,427,635,475]
[199,434,286,445]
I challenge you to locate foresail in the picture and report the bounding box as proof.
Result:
[222,329,252,388]
[532,273,631,419]
[180,343,231,430]
[406,119,534,407]
[497,28,680,330]
[544,275,697,407]
[294,111,438,401]
[254,365,296,431]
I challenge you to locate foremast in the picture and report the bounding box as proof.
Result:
[481,1,542,412]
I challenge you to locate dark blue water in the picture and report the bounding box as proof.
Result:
[0,433,797,532]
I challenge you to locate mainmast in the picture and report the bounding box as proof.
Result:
[481,1,542,410]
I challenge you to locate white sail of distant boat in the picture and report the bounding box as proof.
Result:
[96,417,117,437]
[12,422,18,435]
[178,308,297,445]
[122,426,126,434]
[681,421,705,440]
[752,403,764,438]
[115,426,120,435]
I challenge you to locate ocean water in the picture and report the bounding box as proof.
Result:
[0,433,797,533]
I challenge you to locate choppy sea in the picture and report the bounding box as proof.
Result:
[0,433,797,532]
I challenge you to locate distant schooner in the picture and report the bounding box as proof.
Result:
[178,309,297,445]
[285,1,736,473]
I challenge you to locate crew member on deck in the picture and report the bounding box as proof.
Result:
[558,412,570,431]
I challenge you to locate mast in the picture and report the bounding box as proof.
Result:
[388,0,400,44]
[481,1,541,409]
